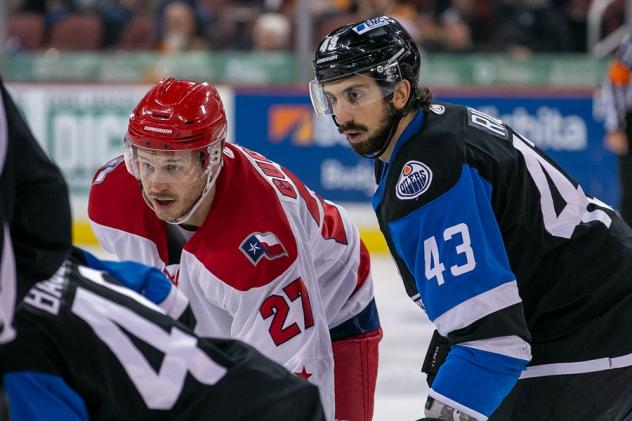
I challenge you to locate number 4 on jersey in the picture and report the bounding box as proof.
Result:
[72,286,226,410]
[512,133,612,238]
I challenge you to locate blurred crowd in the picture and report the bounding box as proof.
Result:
[5,0,627,55]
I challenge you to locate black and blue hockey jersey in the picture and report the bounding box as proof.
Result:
[373,103,632,419]
[0,257,325,421]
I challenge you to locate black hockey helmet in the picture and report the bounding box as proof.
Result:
[310,16,420,116]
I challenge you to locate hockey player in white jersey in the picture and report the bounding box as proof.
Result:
[88,77,382,421]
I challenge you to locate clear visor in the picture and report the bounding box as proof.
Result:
[123,136,222,185]
[309,62,401,117]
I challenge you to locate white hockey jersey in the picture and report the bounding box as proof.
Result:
[88,144,375,419]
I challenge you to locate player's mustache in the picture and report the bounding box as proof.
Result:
[338,123,368,134]
[149,193,175,200]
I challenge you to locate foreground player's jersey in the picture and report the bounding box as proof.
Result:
[0,78,71,344]
[0,261,325,421]
[373,103,632,418]
[88,143,376,419]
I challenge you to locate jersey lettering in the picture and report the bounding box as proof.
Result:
[284,169,348,244]
[256,160,285,179]
[272,178,298,199]
[467,108,508,139]
[24,274,66,315]
[247,150,299,199]
[24,288,61,315]
[242,147,271,163]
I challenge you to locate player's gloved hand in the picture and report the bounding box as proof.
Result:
[71,247,195,327]
[423,396,478,421]
[421,330,451,387]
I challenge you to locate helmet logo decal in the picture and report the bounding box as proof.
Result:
[143,125,173,134]
[352,17,390,35]
[240,232,288,265]
[396,161,433,200]
[316,54,338,64]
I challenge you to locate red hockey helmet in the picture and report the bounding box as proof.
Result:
[124,77,227,180]
[124,78,228,225]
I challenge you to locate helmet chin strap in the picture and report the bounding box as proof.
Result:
[141,159,223,226]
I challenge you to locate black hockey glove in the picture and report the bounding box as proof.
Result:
[421,330,450,387]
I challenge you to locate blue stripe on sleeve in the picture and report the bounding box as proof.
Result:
[4,372,89,421]
[329,298,380,341]
[387,165,516,321]
[431,345,528,417]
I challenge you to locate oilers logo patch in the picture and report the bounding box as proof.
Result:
[429,104,445,115]
[240,232,288,265]
[396,161,433,200]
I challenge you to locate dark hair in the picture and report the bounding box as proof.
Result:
[376,79,433,114]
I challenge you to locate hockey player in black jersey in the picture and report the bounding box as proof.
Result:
[0,75,325,421]
[311,16,632,421]
[0,251,325,420]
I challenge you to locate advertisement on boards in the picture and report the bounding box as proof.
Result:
[234,89,618,207]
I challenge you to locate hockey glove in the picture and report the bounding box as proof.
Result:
[71,247,195,327]
[421,330,451,387]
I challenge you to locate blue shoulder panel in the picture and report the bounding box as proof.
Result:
[329,298,380,341]
[3,372,89,421]
[387,165,515,321]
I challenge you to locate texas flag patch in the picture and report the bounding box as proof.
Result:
[240,232,288,265]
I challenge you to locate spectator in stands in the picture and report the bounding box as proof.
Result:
[438,1,473,52]
[602,36,632,225]
[100,0,137,48]
[18,0,74,29]
[492,0,573,56]
[438,0,496,52]
[561,0,590,52]
[157,1,207,52]
[251,12,291,51]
